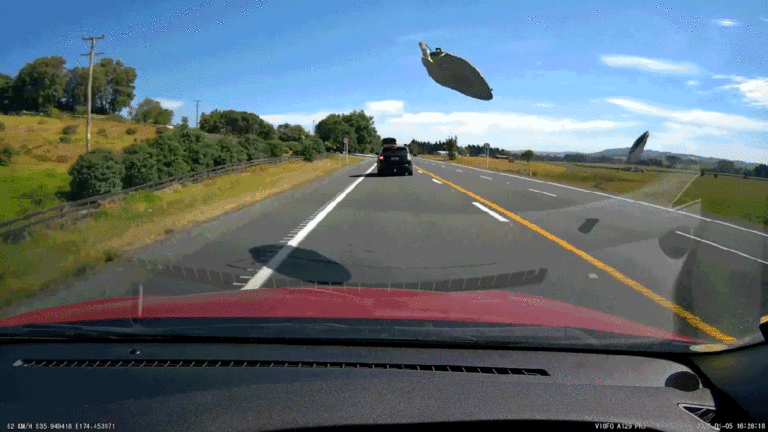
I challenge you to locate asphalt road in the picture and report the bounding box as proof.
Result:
[5,156,768,344]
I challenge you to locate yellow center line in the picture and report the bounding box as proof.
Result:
[416,165,736,344]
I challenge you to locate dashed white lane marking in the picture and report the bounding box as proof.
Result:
[456,169,463,172]
[675,231,768,265]
[480,175,493,180]
[429,160,768,239]
[432,179,443,184]
[242,163,377,290]
[472,202,509,222]
[588,273,598,279]
[529,188,557,197]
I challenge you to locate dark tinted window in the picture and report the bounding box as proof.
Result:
[382,147,409,157]
[382,138,397,145]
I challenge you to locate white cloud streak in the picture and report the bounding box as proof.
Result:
[154,98,185,110]
[714,19,737,26]
[606,98,768,130]
[715,75,768,106]
[600,55,699,74]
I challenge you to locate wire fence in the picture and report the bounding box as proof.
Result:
[0,153,329,244]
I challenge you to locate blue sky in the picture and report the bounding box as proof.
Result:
[2,0,768,162]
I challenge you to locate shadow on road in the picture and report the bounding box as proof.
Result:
[250,244,352,285]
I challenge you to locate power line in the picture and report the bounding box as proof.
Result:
[194,100,202,128]
[82,35,104,153]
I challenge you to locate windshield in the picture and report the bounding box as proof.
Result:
[0,0,766,353]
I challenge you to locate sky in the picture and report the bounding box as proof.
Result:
[1,0,768,162]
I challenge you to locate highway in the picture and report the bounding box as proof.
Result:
[4,156,767,344]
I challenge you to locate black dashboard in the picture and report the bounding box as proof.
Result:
[2,340,766,431]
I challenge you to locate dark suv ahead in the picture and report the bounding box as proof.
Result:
[377,140,413,176]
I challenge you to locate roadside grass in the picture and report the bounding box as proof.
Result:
[673,175,768,228]
[419,155,663,195]
[0,166,70,221]
[0,155,361,310]
[0,114,162,221]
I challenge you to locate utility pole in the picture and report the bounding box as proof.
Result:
[82,35,104,153]
[194,100,202,128]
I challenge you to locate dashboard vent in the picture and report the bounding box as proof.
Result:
[679,404,719,431]
[13,359,549,376]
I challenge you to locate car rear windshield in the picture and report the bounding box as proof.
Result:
[382,138,396,145]
[382,147,408,157]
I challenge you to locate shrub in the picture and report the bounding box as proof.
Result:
[75,106,88,116]
[156,126,170,135]
[265,140,285,158]
[179,129,218,171]
[0,144,14,166]
[97,128,108,138]
[126,127,138,135]
[214,138,248,166]
[31,154,52,162]
[55,155,69,163]
[59,136,72,143]
[146,134,190,179]
[105,114,129,123]
[68,148,125,200]
[122,144,160,188]
[44,107,61,118]
[0,121,5,131]
[238,135,267,160]
[62,124,79,135]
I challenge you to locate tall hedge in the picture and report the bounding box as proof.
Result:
[147,133,190,179]
[68,148,125,199]
[123,144,159,188]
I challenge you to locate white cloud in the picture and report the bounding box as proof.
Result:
[600,55,698,74]
[715,75,768,106]
[154,98,185,110]
[536,103,553,107]
[714,19,737,26]
[762,17,768,23]
[365,100,404,115]
[687,80,699,86]
[390,111,635,133]
[605,98,768,130]
[261,111,335,129]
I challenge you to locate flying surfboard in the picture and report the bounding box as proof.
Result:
[419,42,493,101]
[626,131,649,164]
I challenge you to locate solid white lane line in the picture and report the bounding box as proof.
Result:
[242,163,377,290]
[428,160,768,239]
[456,170,463,172]
[675,231,768,265]
[529,188,557,197]
[480,175,492,180]
[432,179,443,184]
[472,202,509,222]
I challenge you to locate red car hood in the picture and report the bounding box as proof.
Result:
[0,287,701,342]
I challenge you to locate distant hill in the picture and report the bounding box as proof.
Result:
[510,148,760,168]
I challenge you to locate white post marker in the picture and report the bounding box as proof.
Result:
[344,137,349,164]
[484,143,490,169]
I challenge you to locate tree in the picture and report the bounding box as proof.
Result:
[0,73,14,113]
[122,144,159,188]
[521,150,535,163]
[13,56,67,111]
[181,116,189,127]
[277,123,307,142]
[199,109,275,138]
[665,155,681,168]
[753,164,768,179]
[563,153,587,163]
[132,98,174,125]
[146,134,189,178]
[446,135,458,160]
[715,159,735,174]
[315,110,380,154]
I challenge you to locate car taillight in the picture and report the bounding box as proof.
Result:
[407,154,411,160]
[378,155,384,160]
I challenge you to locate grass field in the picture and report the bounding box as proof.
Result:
[0,154,361,310]
[0,114,161,221]
[420,155,665,195]
[673,175,768,227]
[420,155,768,228]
